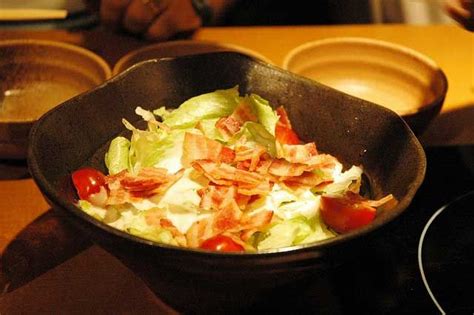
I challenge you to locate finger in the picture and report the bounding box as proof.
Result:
[121,0,163,34]
[460,0,474,11]
[144,10,176,41]
[145,1,201,41]
[445,0,474,30]
[100,0,131,28]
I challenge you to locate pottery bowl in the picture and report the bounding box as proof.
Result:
[0,39,111,158]
[113,39,271,75]
[283,37,448,135]
[28,52,426,313]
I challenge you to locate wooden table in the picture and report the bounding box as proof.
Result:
[0,24,473,312]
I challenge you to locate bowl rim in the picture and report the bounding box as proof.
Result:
[112,39,272,75]
[282,36,448,117]
[0,38,112,125]
[0,38,112,80]
[28,52,427,258]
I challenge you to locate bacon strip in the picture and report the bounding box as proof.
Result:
[105,167,183,205]
[186,190,243,247]
[192,160,265,186]
[181,132,223,167]
[282,171,333,188]
[216,116,242,138]
[361,194,396,208]
[279,142,318,164]
[235,145,267,172]
[230,101,257,123]
[237,179,272,196]
[268,159,309,177]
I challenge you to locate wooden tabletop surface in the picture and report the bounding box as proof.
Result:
[0,24,473,310]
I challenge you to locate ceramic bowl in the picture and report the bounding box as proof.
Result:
[113,39,271,75]
[283,37,448,135]
[0,39,111,159]
[28,52,426,313]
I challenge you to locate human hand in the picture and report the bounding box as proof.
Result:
[444,0,474,31]
[100,0,203,41]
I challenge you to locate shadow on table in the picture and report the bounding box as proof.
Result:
[421,103,474,146]
[0,209,92,293]
[0,159,30,180]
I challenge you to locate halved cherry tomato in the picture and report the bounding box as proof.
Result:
[200,234,245,252]
[71,167,106,200]
[320,195,376,234]
[275,107,300,145]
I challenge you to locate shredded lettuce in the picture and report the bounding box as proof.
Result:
[256,215,336,250]
[125,213,178,245]
[196,118,226,142]
[317,165,363,195]
[256,216,313,250]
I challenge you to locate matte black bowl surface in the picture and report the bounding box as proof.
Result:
[28,52,426,313]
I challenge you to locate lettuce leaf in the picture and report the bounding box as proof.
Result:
[162,87,241,129]
[232,121,276,156]
[125,213,178,245]
[105,136,130,175]
[256,216,313,250]
[247,94,279,136]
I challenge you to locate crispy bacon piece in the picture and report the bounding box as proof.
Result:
[255,159,272,175]
[305,153,338,170]
[231,101,257,123]
[282,171,332,188]
[181,132,223,167]
[240,210,273,230]
[105,168,183,205]
[220,147,235,164]
[143,210,188,246]
[119,167,170,191]
[199,185,233,211]
[145,208,166,226]
[237,179,272,196]
[235,145,267,172]
[199,184,253,210]
[214,191,242,231]
[186,216,214,248]
[268,159,309,177]
[279,142,318,164]
[216,116,242,138]
[343,191,396,209]
[186,191,243,247]
[192,160,265,186]
[214,101,257,139]
[182,132,236,165]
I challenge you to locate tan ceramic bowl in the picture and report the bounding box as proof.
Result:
[113,39,272,75]
[283,37,448,135]
[0,39,111,159]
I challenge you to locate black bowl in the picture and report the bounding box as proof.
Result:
[28,52,426,313]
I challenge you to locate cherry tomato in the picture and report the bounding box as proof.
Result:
[320,195,376,234]
[71,167,107,200]
[275,107,300,145]
[200,235,245,252]
[275,124,301,145]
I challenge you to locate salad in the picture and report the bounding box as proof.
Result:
[71,87,394,252]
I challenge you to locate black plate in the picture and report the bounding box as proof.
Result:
[419,190,474,314]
